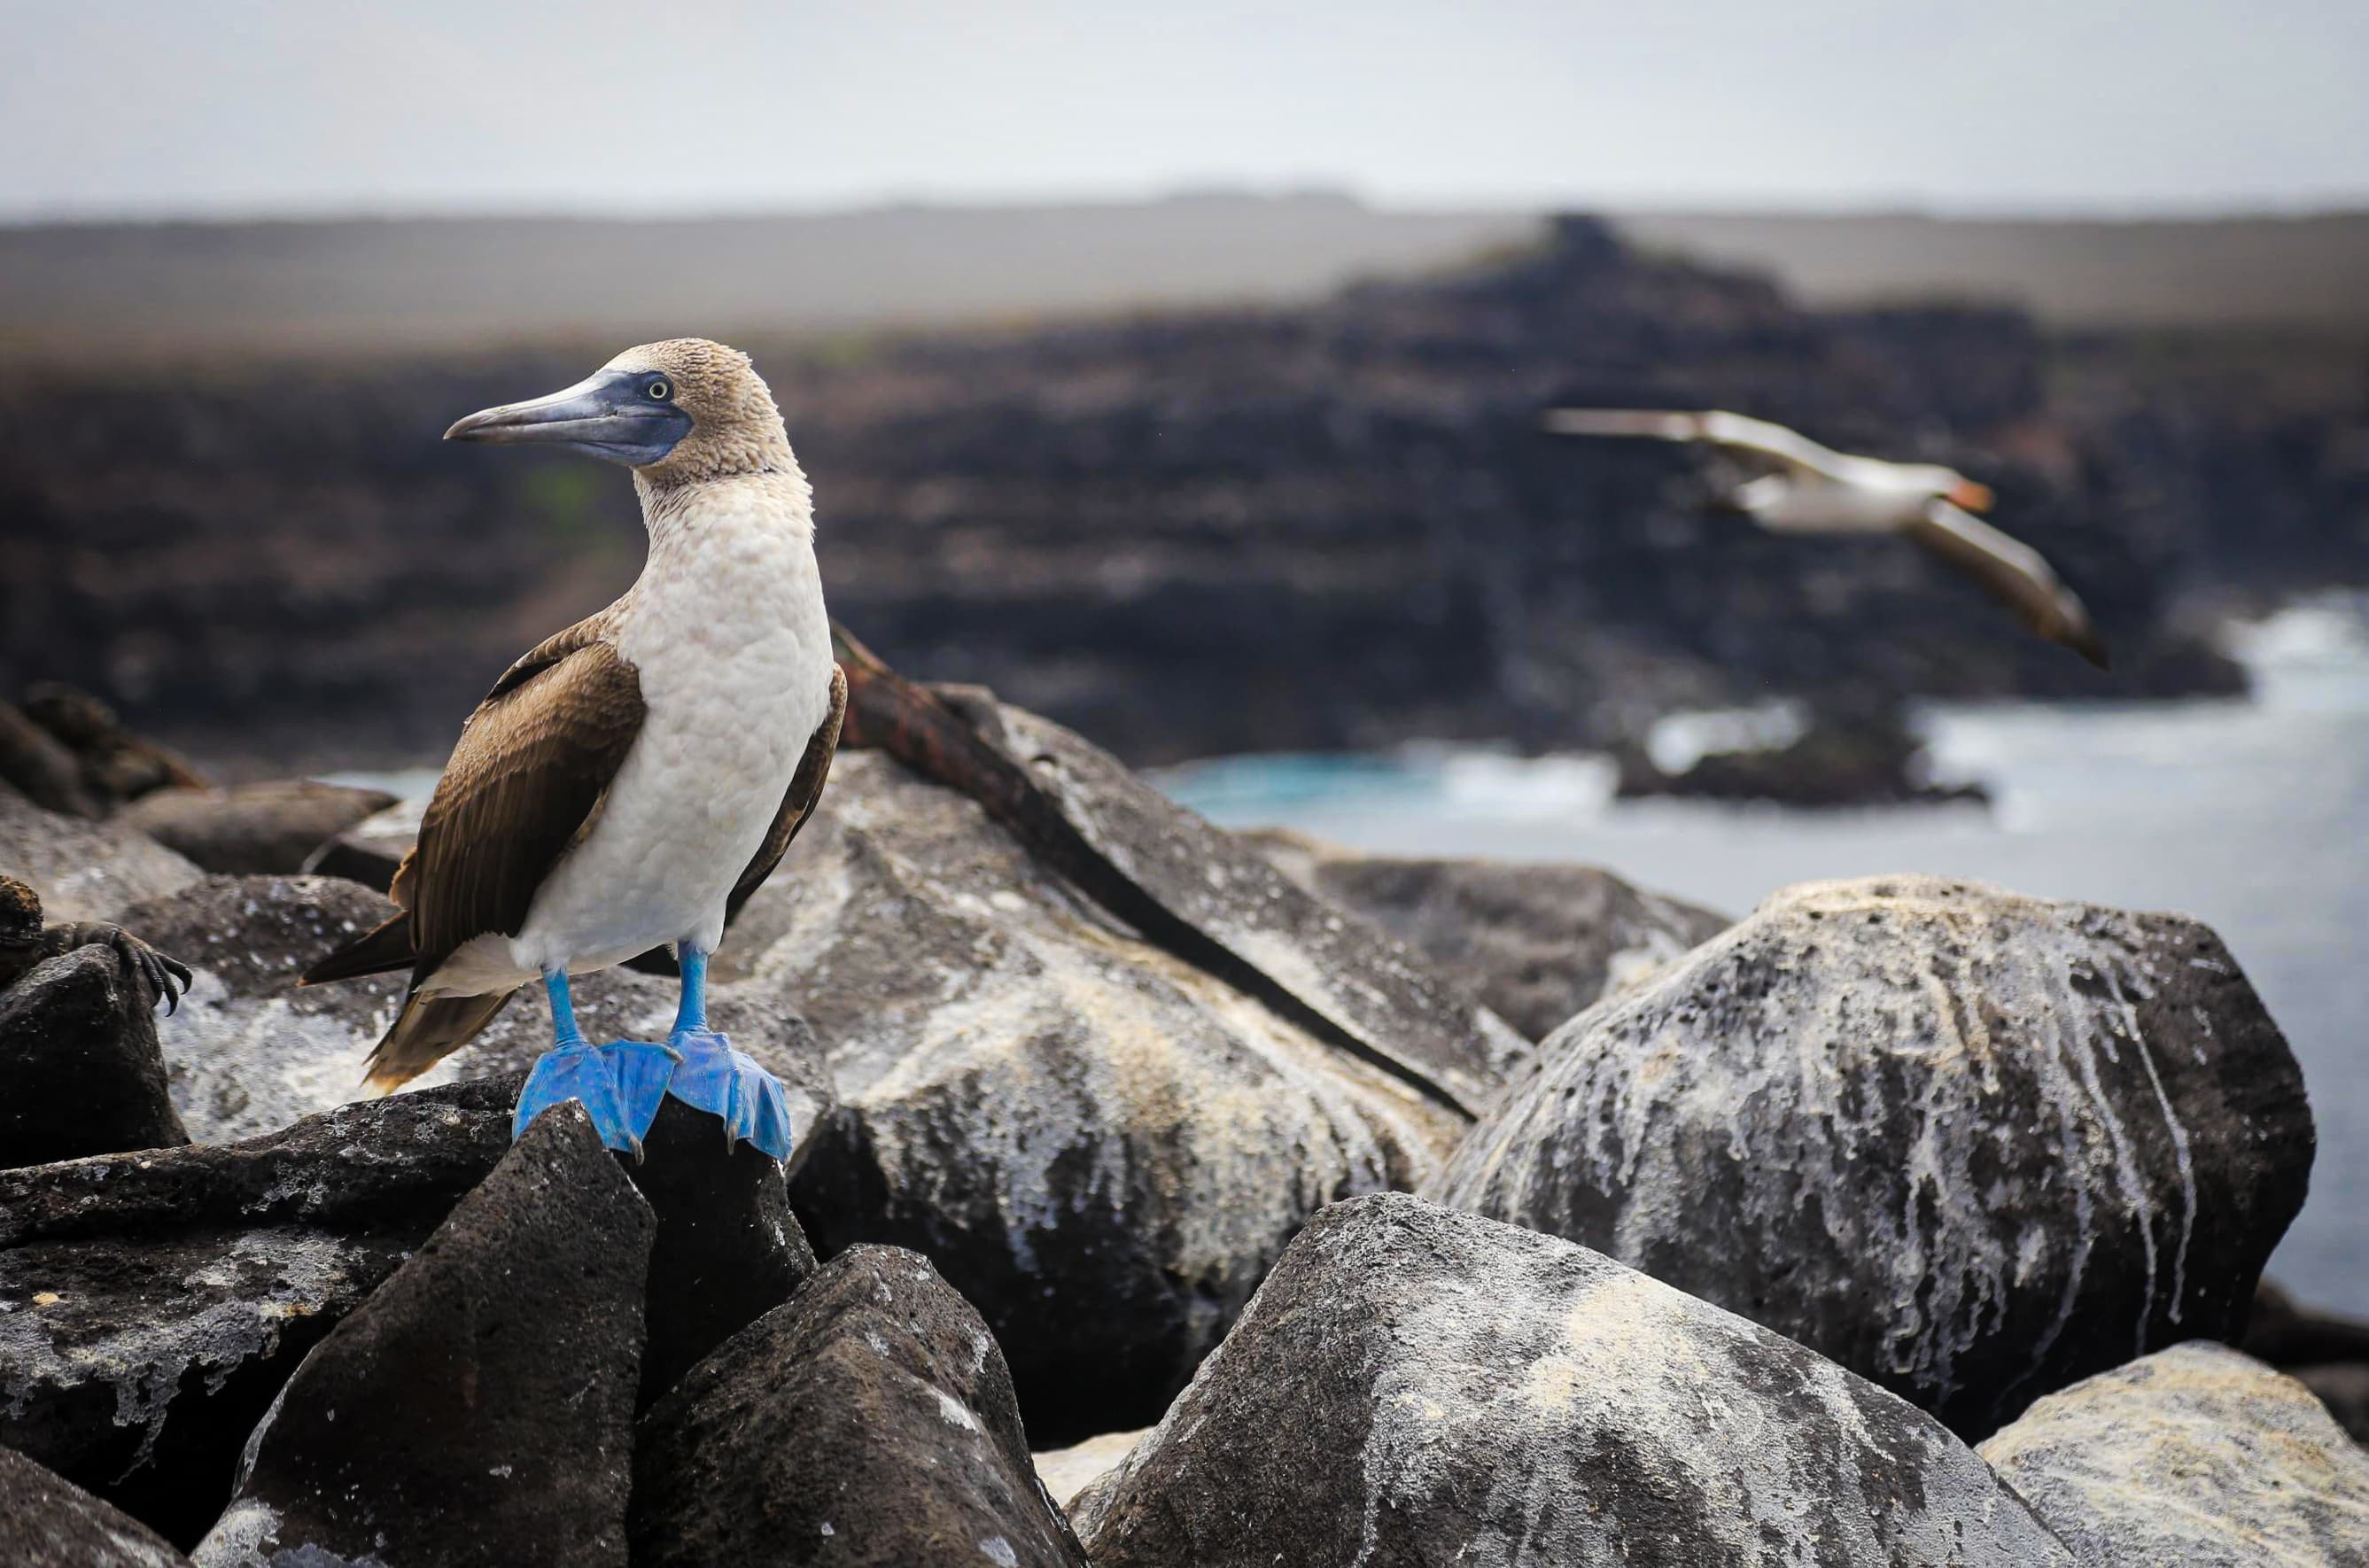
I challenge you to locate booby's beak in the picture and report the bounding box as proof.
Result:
[1948,478,1997,513]
[444,369,692,467]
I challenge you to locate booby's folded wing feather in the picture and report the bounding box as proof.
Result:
[406,633,645,978]
[1908,501,2110,669]
[726,662,847,925]
[300,602,644,989]
[1542,408,1852,480]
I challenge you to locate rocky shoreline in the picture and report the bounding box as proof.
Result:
[3,689,2366,1564]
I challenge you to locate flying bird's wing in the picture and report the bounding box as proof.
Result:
[1541,408,1852,479]
[1907,501,2109,669]
[300,602,644,990]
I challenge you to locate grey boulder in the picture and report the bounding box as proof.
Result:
[126,874,832,1153]
[0,781,201,924]
[1246,828,1728,1038]
[767,751,1481,1441]
[1076,1192,2071,1567]
[1978,1340,2369,1565]
[0,943,189,1168]
[0,1444,190,1567]
[198,1104,652,1568]
[632,1244,1087,1568]
[120,782,398,877]
[0,1078,516,1547]
[1430,874,2313,1437]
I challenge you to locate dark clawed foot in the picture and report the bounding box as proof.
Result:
[513,1039,680,1156]
[664,1027,795,1163]
[96,926,191,1015]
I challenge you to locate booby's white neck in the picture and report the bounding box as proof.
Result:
[633,461,816,552]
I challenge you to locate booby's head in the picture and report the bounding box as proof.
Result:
[444,338,791,484]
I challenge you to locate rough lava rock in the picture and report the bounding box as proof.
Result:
[623,1096,819,1410]
[632,1244,1089,1568]
[764,751,1480,1442]
[1076,1192,2071,1567]
[0,781,202,924]
[1977,1341,2369,1565]
[1245,827,1729,1038]
[198,1103,653,1568]
[0,1078,516,1546]
[1429,874,2313,1438]
[120,782,398,877]
[0,944,190,1168]
[125,874,833,1155]
[0,1443,190,1567]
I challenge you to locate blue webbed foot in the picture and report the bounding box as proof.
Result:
[512,1039,680,1157]
[664,1026,795,1162]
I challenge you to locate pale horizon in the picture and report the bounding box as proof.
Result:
[8,0,2365,224]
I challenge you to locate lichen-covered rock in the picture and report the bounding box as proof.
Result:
[2292,1363,2369,1446]
[1078,1193,2071,1567]
[0,944,190,1168]
[1245,828,1728,1038]
[624,1097,818,1410]
[125,875,832,1154]
[0,1079,516,1546]
[1977,1341,2369,1565]
[0,781,202,924]
[0,1443,190,1567]
[197,1104,652,1568]
[632,1245,1088,1568]
[120,782,398,877]
[768,752,1477,1441]
[1429,875,2313,1438]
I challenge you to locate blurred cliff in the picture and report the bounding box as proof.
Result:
[4,212,2364,772]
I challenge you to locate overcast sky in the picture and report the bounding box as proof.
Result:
[8,0,2365,221]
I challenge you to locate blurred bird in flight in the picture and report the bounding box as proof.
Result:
[1542,408,2108,669]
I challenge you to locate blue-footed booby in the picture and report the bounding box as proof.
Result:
[1542,408,2109,668]
[303,339,845,1161]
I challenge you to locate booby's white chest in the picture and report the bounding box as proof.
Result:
[512,481,833,975]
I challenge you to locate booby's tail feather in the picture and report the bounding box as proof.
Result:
[361,988,519,1095]
[301,912,416,986]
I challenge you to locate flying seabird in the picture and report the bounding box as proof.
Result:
[302,339,845,1160]
[1541,408,2109,668]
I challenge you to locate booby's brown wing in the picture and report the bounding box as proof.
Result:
[300,602,644,988]
[1907,501,2110,669]
[727,663,847,923]
[624,663,845,978]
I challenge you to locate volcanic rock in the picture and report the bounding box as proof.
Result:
[0,1443,190,1567]
[1429,874,2313,1437]
[121,781,397,877]
[125,874,832,1152]
[623,1096,818,1410]
[767,750,1482,1442]
[1076,1192,2070,1566]
[198,1104,651,1568]
[632,1244,1087,1568]
[1977,1341,2369,1565]
[0,943,189,1168]
[1247,828,1728,1037]
[296,799,422,893]
[0,782,202,924]
[0,1078,516,1546]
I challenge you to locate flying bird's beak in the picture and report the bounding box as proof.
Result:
[1948,478,1997,513]
[444,369,692,467]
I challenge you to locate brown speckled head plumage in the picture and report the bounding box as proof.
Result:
[602,338,798,490]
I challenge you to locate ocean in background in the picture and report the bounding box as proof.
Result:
[1154,602,2369,1310]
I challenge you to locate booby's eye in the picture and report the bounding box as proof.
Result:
[646,379,672,401]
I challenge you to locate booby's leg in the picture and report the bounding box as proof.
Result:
[511,969,676,1157]
[660,945,795,1161]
